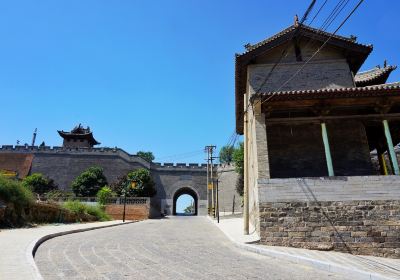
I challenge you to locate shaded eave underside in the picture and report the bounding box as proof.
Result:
[235,24,373,134]
[250,83,400,102]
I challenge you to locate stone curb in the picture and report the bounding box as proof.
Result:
[26,221,136,280]
[207,217,395,280]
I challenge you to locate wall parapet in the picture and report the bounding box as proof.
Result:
[0,145,207,171]
[258,175,400,202]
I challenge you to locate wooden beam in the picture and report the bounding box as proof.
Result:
[321,123,334,176]
[266,113,400,124]
[383,120,399,175]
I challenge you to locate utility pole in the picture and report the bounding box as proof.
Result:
[205,147,210,215]
[31,128,37,147]
[205,145,216,217]
[215,178,219,223]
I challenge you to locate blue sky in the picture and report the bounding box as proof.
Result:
[1,0,399,163]
[176,194,194,213]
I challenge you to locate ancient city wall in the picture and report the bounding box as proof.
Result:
[0,145,208,217]
[216,164,243,215]
[258,176,400,258]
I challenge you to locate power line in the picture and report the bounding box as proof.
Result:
[252,0,317,96]
[156,149,204,161]
[309,0,329,26]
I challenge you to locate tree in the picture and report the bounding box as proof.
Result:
[71,166,108,197]
[232,142,244,196]
[184,204,195,214]
[136,151,155,162]
[22,173,57,195]
[111,168,156,197]
[219,145,234,164]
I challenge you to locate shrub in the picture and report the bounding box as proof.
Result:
[63,200,110,221]
[0,175,34,208]
[22,173,57,195]
[71,166,108,197]
[96,186,115,205]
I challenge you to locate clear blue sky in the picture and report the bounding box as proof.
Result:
[176,194,194,213]
[1,0,399,163]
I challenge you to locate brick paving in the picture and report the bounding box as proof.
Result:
[35,217,348,280]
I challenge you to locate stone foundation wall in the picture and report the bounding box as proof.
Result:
[258,176,400,258]
[259,200,400,258]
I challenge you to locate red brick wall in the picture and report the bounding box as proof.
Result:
[105,204,149,221]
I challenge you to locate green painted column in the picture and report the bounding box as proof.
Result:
[383,119,399,175]
[321,122,334,176]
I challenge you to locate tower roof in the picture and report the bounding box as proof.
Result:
[57,124,100,146]
[235,24,373,134]
[355,64,397,87]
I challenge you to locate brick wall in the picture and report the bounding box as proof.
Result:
[257,176,400,258]
[105,204,149,221]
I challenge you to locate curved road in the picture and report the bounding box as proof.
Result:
[35,217,347,280]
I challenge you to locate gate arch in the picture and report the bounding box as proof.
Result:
[173,187,198,216]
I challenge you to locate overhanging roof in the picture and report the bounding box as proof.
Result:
[250,82,400,102]
[57,131,100,146]
[235,24,373,134]
[355,65,397,87]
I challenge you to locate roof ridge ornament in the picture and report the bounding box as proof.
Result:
[294,14,299,27]
[244,43,252,50]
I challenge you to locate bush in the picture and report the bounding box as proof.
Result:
[63,200,110,221]
[22,173,57,195]
[96,186,115,205]
[71,166,108,197]
[0,175,34,208]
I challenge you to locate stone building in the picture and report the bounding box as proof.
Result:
[0,126,210,217]
[236,22,400,258]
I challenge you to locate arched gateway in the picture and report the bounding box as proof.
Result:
[173,187,198,215]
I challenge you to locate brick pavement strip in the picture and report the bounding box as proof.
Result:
[34,217,350,280]
[0,220,133,280]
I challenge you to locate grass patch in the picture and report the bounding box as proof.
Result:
[63,200,111,221]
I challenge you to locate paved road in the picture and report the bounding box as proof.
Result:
[35,217,348,280]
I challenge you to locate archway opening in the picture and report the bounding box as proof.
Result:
[173,187,198,216]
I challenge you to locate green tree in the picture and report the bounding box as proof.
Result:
[232,142,244,196]
[111,168,156,197]
[22,173,57,195]
[71,166,108,197]
[136,151,155,162]
[184,204,195,214]
[219,145,234,164]
[96,186,115,205]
